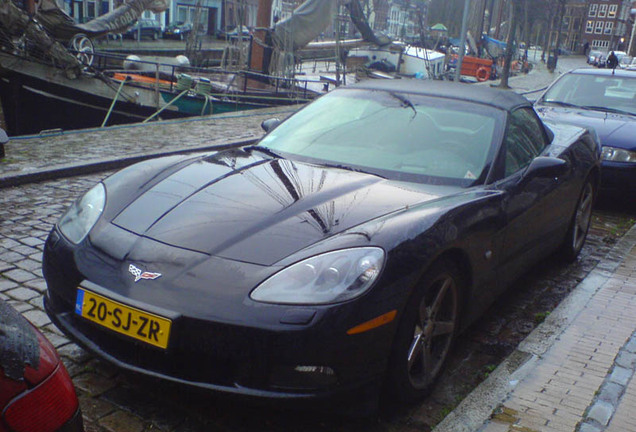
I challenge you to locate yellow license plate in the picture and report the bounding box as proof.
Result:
[75,288,171,349]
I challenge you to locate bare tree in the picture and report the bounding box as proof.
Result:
[498,0,521,89]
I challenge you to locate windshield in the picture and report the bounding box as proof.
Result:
[541,73,636,116]
[260,89,503,186]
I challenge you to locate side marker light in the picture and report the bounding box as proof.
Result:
[347,310,397,335]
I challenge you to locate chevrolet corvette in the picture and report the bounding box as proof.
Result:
[43,80,600,406]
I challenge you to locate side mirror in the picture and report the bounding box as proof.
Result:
[0,128,8,159]
[524,156,568,179]
[261,118,281,133]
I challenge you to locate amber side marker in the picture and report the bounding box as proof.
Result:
[347,310,397,335]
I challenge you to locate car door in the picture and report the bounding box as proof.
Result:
[494,107,571,287]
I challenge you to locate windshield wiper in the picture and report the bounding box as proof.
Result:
[317,162,387,179]
[389,92,417,118]
[579,105,635,116]
[243,145,282,159]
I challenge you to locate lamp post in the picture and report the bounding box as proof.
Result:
[628,1,636,56]
[454,0,471,83]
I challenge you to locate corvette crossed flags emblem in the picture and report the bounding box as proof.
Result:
[128,264,162,283]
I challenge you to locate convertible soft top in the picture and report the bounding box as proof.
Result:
[349,79,531,112]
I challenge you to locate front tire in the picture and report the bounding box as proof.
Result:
[560,178,595,262]
[385,259,462,402]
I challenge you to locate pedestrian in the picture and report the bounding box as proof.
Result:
[606,51,619,69]
[583,42,589,55]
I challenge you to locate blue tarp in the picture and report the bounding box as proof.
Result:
[482,35,506,48]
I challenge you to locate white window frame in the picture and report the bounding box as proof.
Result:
[604,21,613,35]
[586,20,594,33]
[608,4,617,18]
[592,39,610,49]
[598,4,607,18]
[594,21,604,34]
[177,5,188,23]
[589,3,598,17]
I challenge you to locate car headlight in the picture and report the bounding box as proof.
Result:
[58,183,105,244]
[250,247,385,305]
[602,146,636,163]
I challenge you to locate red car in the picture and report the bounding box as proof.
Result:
[1,299,83,432]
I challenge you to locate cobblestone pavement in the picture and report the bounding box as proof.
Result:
[3,54,636,431]
[0,105,297,186]
[1,173,634,432]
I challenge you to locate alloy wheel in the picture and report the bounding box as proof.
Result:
[407,274,458,389]
[573,181,594,253]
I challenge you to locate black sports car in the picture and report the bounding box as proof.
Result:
[43,80,600,407]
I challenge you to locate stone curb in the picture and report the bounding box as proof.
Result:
[433,222,636,432]
[0,138,256,189]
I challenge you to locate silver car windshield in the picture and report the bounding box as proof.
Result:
[260,89,503,186]
[542,73,636,116]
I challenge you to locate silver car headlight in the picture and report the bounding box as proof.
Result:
[250,247,385,305]
[602,146,636,163]
[58,183,105,244]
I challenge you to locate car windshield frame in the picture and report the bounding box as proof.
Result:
[540,72,636,117]
[258,88,505,187]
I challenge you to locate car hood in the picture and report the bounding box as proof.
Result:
[536,105,636,151]
[109,152,456,265]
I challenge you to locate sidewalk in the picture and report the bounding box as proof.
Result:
[435,225,636,432]
[475,54,581,97]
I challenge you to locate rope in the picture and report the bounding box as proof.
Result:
[101,77,128,127]
[142,89,189,123]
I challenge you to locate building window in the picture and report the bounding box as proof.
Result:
[594,21,603,34]
[593,39,609,49]
[177,5,188,22]
[608,4,617,18]
[586,20,594,33]
[87,0,95,19]
[562,16,570,31]
[604,21,613,35]
[598,4,607,18]
[589,3,597,17]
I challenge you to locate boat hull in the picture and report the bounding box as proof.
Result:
[0,53,273,136]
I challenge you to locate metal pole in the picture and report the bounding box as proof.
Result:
[154,63,160,110]
[628,18,636,57]
[455,0,471,83]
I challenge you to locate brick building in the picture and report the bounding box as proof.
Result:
[582,0,633,51]
[562,0,587,53]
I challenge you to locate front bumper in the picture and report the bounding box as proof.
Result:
[600,161,636,195]
[43,227,396,400]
